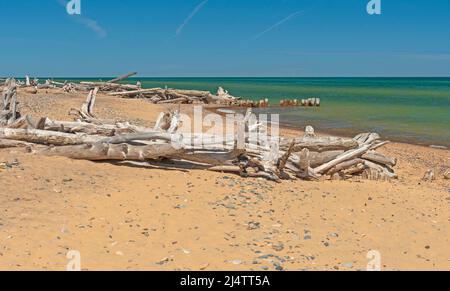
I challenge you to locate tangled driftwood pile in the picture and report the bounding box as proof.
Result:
[24,72,241,106]
[107,86,240,105]
[0,78,398,182]
[8,73,324,108]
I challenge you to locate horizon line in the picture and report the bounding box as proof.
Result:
[3,76,450,79]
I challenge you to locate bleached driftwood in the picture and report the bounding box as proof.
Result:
[80,81,140,92]
[0,139,34,149]
[1,78,20,126]
[25,75,31,87]
[44,119,126,135]
[327,158,365,176]
[363,160,397,180]
[0,128,100,146]
[296,148,318,180]
[107,72,137,83]
[354,133,381,145]
[313,143,374,175]
[281,136,359,153]
[362,151,397,167]
[0,88,398,182]
[108,87,240,105]
[37,143,183,161]
[69,88,113,124]
[308,150,344,168]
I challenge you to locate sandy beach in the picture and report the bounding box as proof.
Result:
[0,88,449,271]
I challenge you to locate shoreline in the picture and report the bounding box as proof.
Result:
[212,106,449,150]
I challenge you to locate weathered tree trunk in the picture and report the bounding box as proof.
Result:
[282,136,359,152]
[44,119,125,135]
[313,143,375,175]
[107,72,137,83]
[157,97,189,104]
[0,139,34,149]
[363,160,397,180]
[69,88,108,124]
[0,128,100,146]
[80,81,139,91]
[354,133,381,145]
[308,150,344,168]
[362,151,397,167]
[37,143,184,161]
[327,158,365,176]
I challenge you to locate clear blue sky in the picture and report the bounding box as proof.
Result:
[1,0,449,77]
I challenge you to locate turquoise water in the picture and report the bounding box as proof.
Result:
[63,77,450,146]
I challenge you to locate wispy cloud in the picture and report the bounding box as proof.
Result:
[253,11,303,40]
[176,0,209,36]
[57,0,107,38]
[73,17,107,38]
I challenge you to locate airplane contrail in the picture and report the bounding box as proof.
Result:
[56,0,107,38]
[176,0,209,36]
[253,10,303,40]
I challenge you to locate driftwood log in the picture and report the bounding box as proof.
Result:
[80,81,140,92]
[107,72,137,83]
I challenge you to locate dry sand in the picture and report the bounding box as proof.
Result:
[0,89,448,271]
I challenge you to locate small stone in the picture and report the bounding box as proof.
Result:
[60,225,70,234]
[423,169,436,182]
[247,221,261,230]
[304,230,312,240]
[342,262,353,268]
[444,170,450,180]
[272,243,285,252]
[230,260,242,265]
[274,263,284,271]
[156,257,170,265]
[199,263,210,270]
